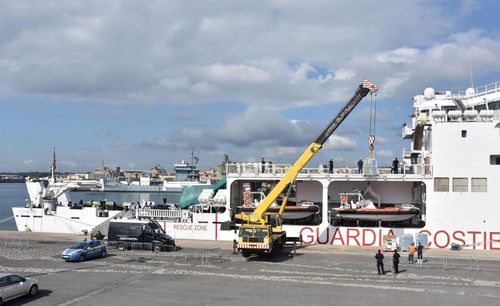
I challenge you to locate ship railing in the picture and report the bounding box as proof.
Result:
[401,163,433,175]
[454,81,500,97]
[135,208,189,222]
[227,163,432,177]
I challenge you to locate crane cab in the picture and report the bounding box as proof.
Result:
[237,213,285,257]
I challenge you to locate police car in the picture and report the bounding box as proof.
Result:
[62,240,107,262]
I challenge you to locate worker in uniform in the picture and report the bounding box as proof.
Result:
[328,159,334,174]
[357,159,363,174]
[375,250,385,275]
[417,242,424,261]
[393,249,400,274]
[408,242,416,262]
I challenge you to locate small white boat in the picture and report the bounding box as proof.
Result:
[335,191,420,222]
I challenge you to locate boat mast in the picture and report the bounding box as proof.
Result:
[50,147,56,183]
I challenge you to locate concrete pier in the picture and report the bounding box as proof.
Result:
[0,231,499,306]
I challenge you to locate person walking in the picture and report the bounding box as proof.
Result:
[408,242,416,262]
[375,250,385,275]
[393,250,401,274]
[417,242,424,261]
[357,158,364,174]
[328,159,334,174]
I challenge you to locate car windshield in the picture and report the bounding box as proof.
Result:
[150,222,165,234]
[69,242,87,249]
[239,228,253,237]
[254,228,268,238]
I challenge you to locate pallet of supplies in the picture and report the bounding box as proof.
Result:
[382,235,398,251]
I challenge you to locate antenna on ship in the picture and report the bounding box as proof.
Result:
[51,147,56,183]
[469,54,474,89]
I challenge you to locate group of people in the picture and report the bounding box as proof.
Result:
[374,242,424,275]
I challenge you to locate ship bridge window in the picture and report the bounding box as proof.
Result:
[490,155,500,165]
[461,130,467,138]
[471,178,487,192]
[434,177,449,192]
[488,101,500,110]
[452,178,468,192]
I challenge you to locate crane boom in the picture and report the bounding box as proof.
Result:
[237,80,377,225]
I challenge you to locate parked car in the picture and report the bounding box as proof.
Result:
[0,273,38,305]
[62,239,107,262]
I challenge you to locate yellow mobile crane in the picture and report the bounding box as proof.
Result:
[232,80,378,258]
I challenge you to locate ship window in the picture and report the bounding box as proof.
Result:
[434,178,449,192]
[461,130,467,138]
[488,101,500,110]
[471,178,487,192]
[452,178,468,192]
[490,155,500,165]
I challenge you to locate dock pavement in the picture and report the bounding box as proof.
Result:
[1,230,499,306]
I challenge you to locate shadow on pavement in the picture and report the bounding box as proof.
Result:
[9,289,52,305]
[246,249,302,262]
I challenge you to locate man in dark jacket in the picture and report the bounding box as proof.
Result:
[328,159,334,173]
[417,243,424,261]
[357,159,363,174]
[393,250,401,274]
[375,250,385,274]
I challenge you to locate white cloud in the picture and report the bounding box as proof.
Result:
[23,159,34,165]
[333,68,355,81]
[377,150,395,158]
[376,48,420,64]
[205,63,272,84]
[323,135,357,151]
[263,146,298,159]
[2,1,496,108]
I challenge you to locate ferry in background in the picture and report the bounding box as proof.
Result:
[12,81,500,250]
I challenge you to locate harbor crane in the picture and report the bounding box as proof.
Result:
[225,80,378,258]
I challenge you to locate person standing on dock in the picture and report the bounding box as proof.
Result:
[261,157,266,173]
[375,250,385,275]
[408,243,416,262]
[393,250,400,274]
[417,242,424,261]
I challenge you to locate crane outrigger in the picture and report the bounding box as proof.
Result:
[225,80,378,258]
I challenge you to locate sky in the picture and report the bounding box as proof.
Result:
[1,0,500,172]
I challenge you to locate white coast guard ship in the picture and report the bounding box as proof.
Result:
[12,82,500,250]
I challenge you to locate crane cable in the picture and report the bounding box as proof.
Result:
[367,91,378,166]
[368,91,378,137]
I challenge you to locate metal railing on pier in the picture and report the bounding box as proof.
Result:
[113,242,224,263]
[407,256,483,272]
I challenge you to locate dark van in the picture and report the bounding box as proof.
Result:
[108,219,175,252]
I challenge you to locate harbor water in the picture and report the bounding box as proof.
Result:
[0,183,180,231]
